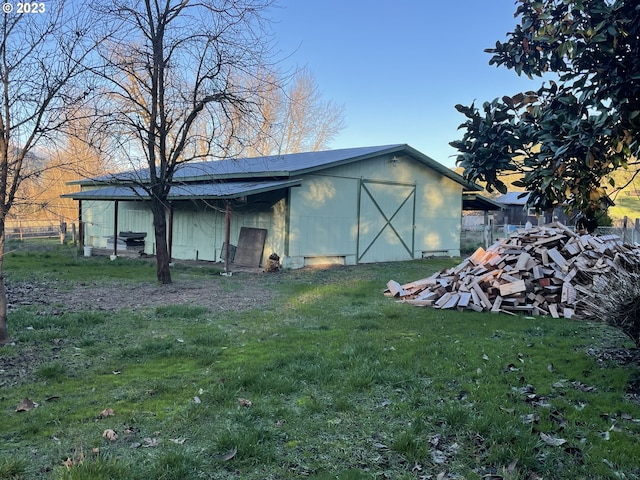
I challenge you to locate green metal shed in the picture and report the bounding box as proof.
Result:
[64,144,479,268]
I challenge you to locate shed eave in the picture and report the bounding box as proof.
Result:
[61,179,302,201]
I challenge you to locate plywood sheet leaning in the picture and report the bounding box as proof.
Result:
[385,222,640,320]
[233,227,267,268]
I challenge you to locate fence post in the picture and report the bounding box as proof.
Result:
[59,220,67,245]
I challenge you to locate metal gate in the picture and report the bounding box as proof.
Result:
[357,179,415,263]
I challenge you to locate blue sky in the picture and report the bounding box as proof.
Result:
[271,1,543,167]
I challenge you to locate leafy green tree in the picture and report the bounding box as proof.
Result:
[451,0,640,215]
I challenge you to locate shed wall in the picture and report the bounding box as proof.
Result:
[82,192,287,266]
[80,151,464,268]
[284,153,462,268]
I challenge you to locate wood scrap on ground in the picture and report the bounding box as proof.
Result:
[385,222,640,319]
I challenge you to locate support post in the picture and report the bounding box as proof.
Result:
[168,203,174,262]
[224,200,231,274]
[78,200,84,247]
[113,200,119,257]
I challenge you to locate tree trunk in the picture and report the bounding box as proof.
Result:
[0,220,9,344]
[151,198,172,284]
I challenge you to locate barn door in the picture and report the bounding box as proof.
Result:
[357,179,415,263]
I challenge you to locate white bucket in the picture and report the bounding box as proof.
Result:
[83,246,92,257]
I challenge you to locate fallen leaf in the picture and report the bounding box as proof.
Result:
[16,397,37,412]
[63,457,74,468]
[519,384,536,394]
[102,429,118,441]
[98,408,114,419]
[540,432,566,446]
[143,437,159,447]
[238,397,252,407]
[571,381,596,392]
[550,410,568,429]
[212,447,237,461]
[431,449,447,464]
[521,413,538,424]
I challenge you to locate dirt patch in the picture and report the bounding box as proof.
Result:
[1,274,280,388]
[6,274,278,314]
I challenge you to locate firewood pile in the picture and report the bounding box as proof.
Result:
[385,223,640,320]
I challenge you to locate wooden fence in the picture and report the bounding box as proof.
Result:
[461,218,640,255]
[5,219,78,243]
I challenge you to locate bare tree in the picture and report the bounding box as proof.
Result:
[225,67,345,157]
[0,2,97,344]
[92,0,275,284]
[20,129,110,224]
[14,111,111,224]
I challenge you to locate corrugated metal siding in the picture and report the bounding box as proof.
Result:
[169,197,288,263]
[287,176,359,258]
[80,151,463,266]
[82,200,114,248]
[82,194,287,265]
[286,153,463,264]
[357,180,415,263]
[415,175,462,255]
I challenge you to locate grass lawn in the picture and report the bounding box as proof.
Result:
[609,195,640,223]
[1,241,639,479]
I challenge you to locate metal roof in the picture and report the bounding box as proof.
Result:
[62,179,302,201]
[496,191,530,205]
[70,144,480,191]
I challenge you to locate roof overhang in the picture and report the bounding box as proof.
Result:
[62,179,302,201]
[462,193,505,211]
